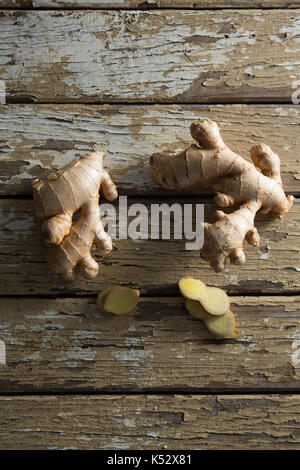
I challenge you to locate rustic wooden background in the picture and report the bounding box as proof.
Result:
[0,1,299,450]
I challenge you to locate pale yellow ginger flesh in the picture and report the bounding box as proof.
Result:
[96,285,116,313]
[186,299,238,339]
[33,152,118,280]
[179,277,230,316]
[103,286,140,315]
[150,120,294,272]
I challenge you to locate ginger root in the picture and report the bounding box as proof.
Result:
[186,299,238,339]
[179,276,229,316]
[97,286,140,315]
[33,152,118,280]
[150,120,294,272]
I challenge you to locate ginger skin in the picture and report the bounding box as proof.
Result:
[33,152,118,280]
[150,120,294,272]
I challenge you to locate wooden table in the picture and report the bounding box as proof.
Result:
[0,1,299,450]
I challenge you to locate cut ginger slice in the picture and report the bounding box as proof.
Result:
[96,285,116,313]
[186,299,238,339]
[104,286,140,315]
[179,277,230,316]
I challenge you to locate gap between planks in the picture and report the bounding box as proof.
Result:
[0,388,300,397]
[5,100,298,105]
[0,292,300,299]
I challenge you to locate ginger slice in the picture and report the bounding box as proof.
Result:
[186,299,238,339]
[96,285,116,313]
[179,277,230,316]
[103,286,140,315]
[179,277,206,300]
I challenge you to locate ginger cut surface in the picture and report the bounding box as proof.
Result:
[179,277,230,316]
[96,285,116,313]
[186,299,238,339]
[33,152,118,280]
[103,286,140,315]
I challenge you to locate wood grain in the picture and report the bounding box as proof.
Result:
[1,199,299,295]
[0,296,299,393]
[2,1,300,8]
[0,394,299,449]
[0,104,299,196]
[1,10,300,103]
[0,3,299,451]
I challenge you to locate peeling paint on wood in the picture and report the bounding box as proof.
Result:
[0,104,299,196]
[1,10,300,103]
[0,2,299,450]
[0,296,299,392]
[0,394,299,449]
[3,1,300,7]
[3,1,300,8]
[0,199,299,295]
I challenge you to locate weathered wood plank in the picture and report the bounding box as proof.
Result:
[2,1,300,8]
[0,296,299,392]
[0,199,299,295]
[1,10,300,103]
[0,394,299,449]
[0,104,299,196]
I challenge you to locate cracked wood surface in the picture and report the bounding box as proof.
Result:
[0,2,299,452]
[0,296,299,393]
[0,394,299,449]
[0,104,299,196]
[1,10,300,103]
[2,1,300,8]
[0,199,299,295]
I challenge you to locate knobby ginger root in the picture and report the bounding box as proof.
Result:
[33,152,118,280]
[97,286,140,315]
[150,120,294,272]
[179,277,230,316]
[186,299,238,339]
